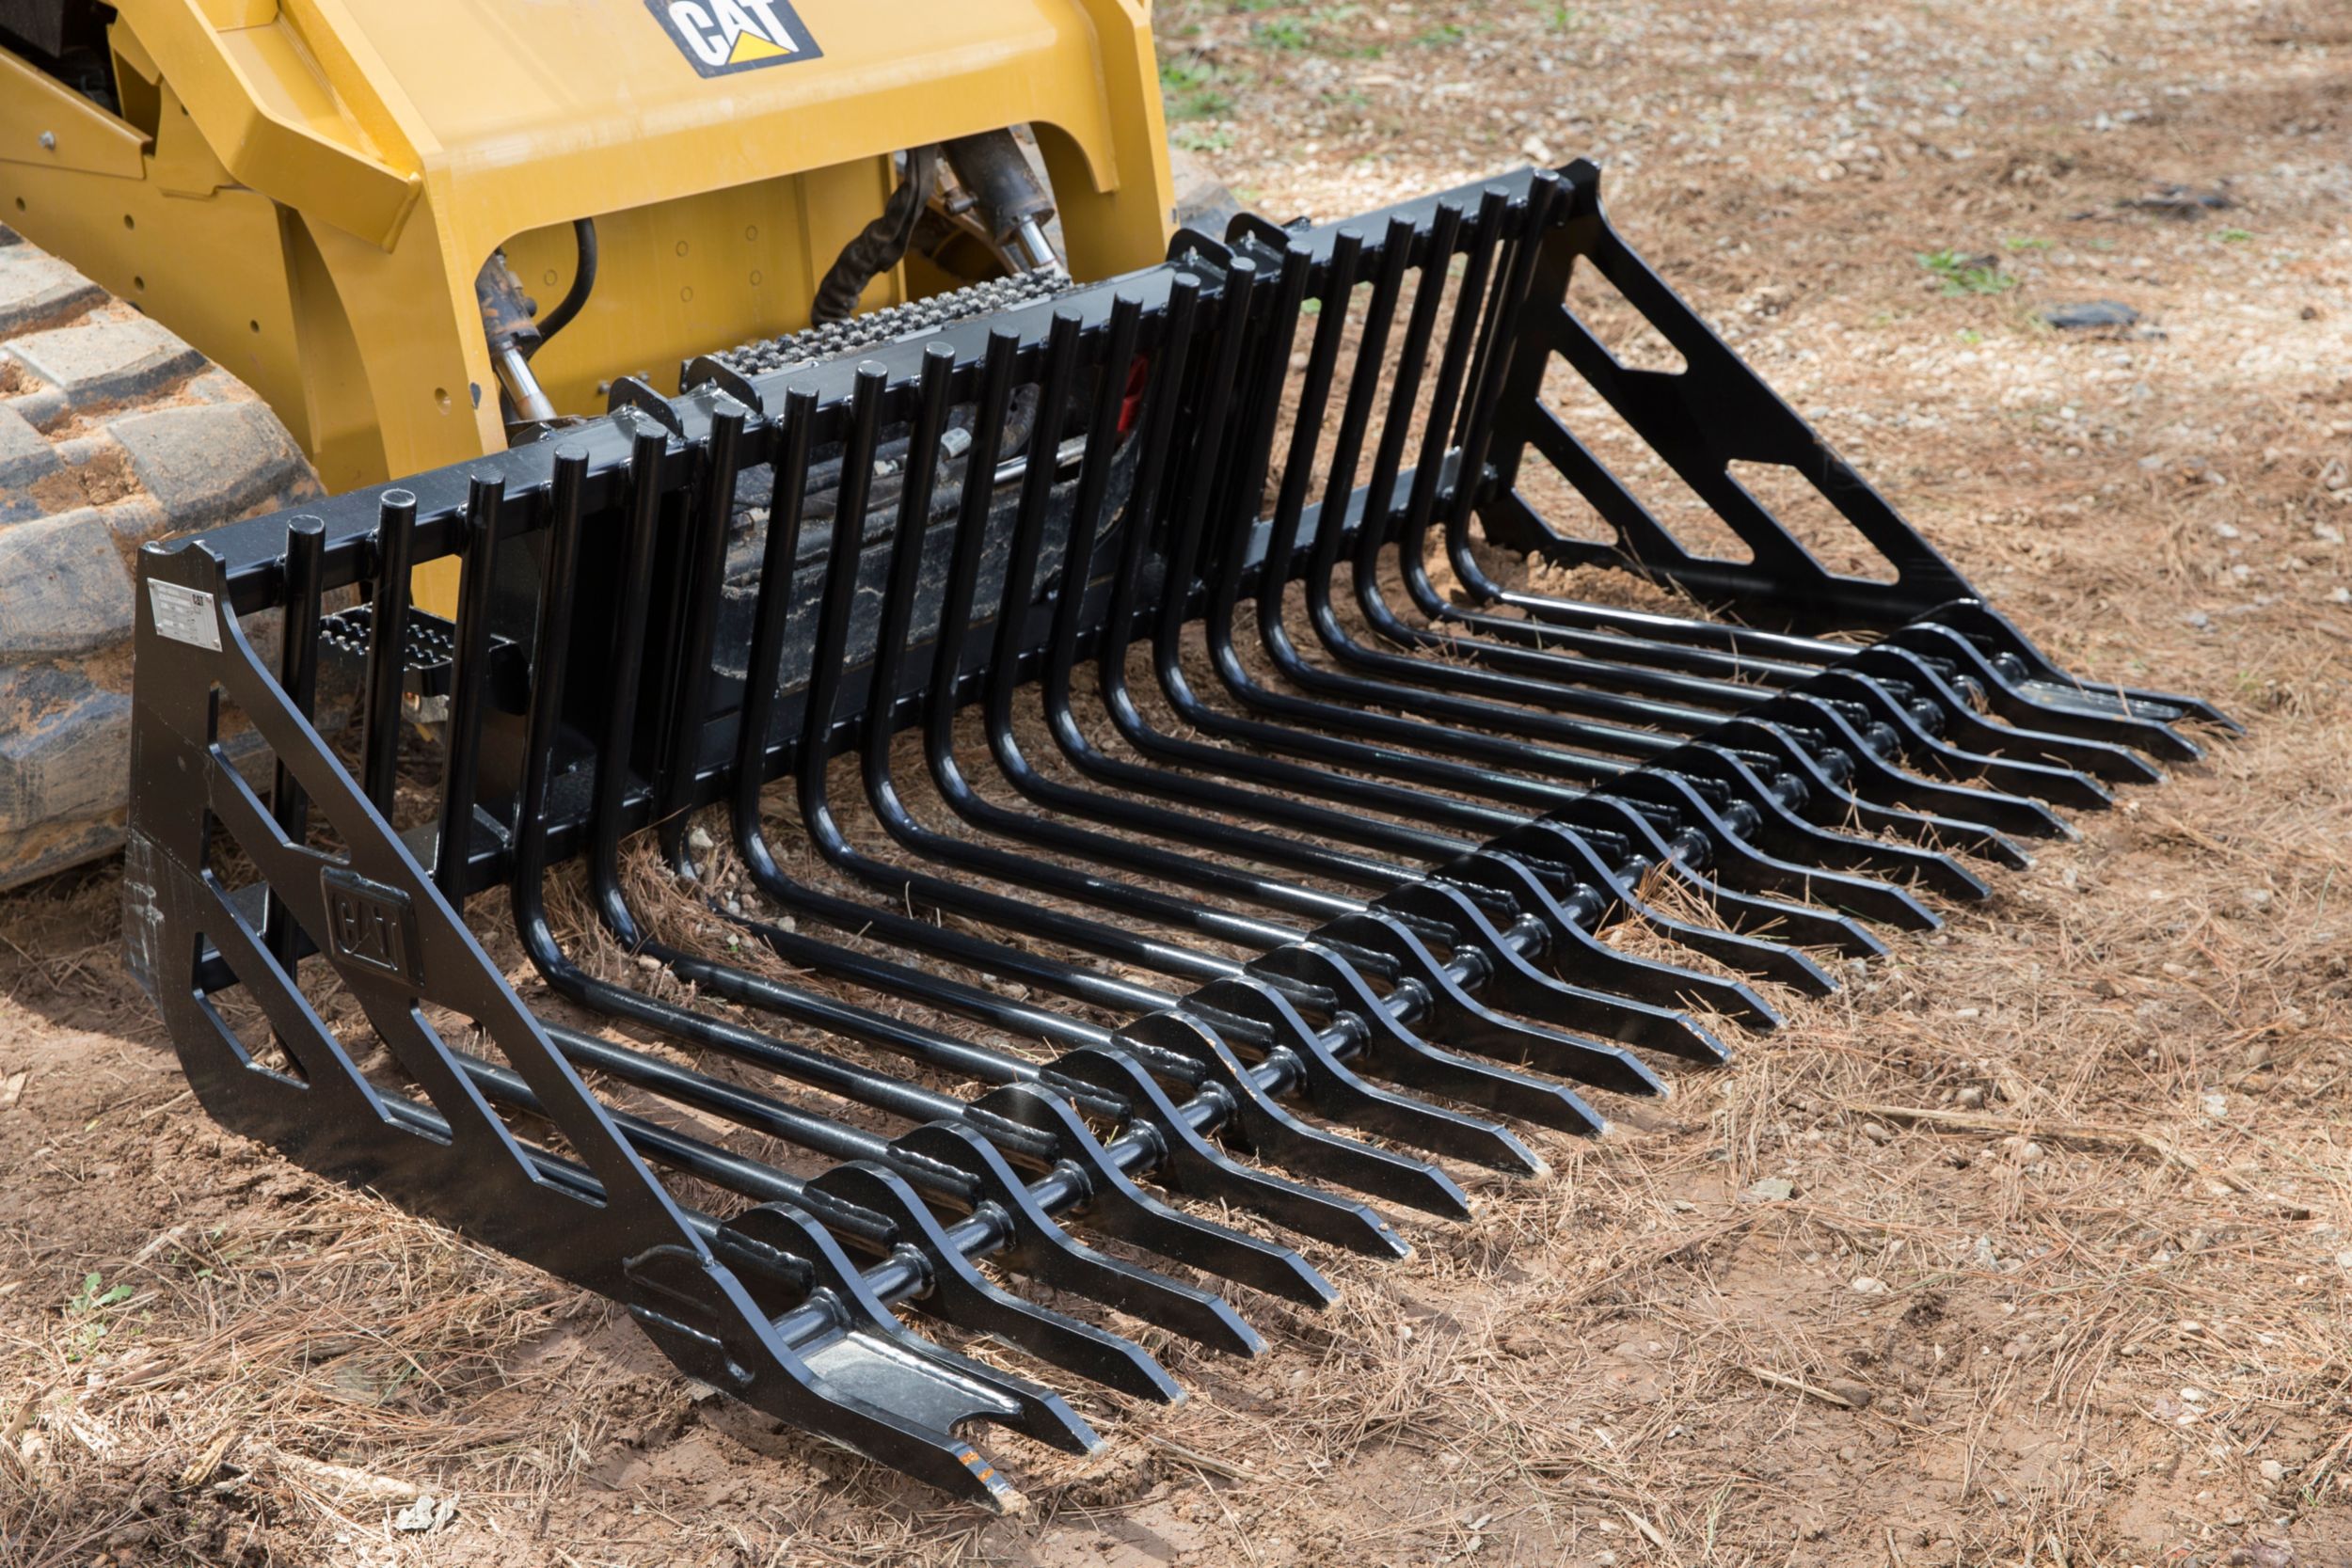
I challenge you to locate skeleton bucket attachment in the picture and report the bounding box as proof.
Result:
[124,162,2226,1507]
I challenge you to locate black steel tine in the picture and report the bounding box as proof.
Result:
[1550,794,1889,957]
[1744,696,2074,845]
[730,385,817,835]
[1617,769,1945,932]
[920,326,1022,776]
[539,1010,1311,1368]
[1043,1045,1411,1261]
[1799,665,2118,810]
[1295,212,1417,635]
[424,1056,1030,1510]
[1923,600,2230,743]
[1183,978,1545,1177]
[657,399,750,863]
[510,448,590,962]
[1399,187,1513,565]
[588,420,676,947]
[1841,643,2164,785]
[443,1044,1098,1465]
[894,1121,1265,1358]
[667,917,1413,1265]
[1306,911,1668,1097]
[975,1084,1340,1308]
[1513,820,1839,996]
[1114,1013,1472,1222]
[1447,850,1782,1029]
[724,1202,1102,1457]
[809,1161,1185,1404]
[1708,720,2034,879]
[264,513,326,970]
[539,1020,945,1171]
[1247,939,1621,1124]
[359,488,416,815]
[1664,746,1996,907]
[1372,876,1732,1065]
[1343,200,1473,649]
[1884,619,2202,761]
[435,474,502,904]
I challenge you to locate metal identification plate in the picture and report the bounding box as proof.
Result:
[147,580,222,651]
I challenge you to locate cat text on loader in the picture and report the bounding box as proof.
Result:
[0,0,1169,885]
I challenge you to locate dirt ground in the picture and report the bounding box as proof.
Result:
[7,0,2352,1564]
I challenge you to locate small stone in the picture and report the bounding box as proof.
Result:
[1744,1177,1797,1202]
[2186,610,2212,628]
[1850,1275,1888,1295]
[1955,1086,1986,1108]
[1862,1122,1895,1145]
[687,826,714,853]
[2042,299,2141,330]
[2015,1141,2044,1167]
[2259,1460,2286,1483]
[635,954,661,972]
[391,1495,455,1533]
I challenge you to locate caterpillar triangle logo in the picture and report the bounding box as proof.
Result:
[647,0,822,78]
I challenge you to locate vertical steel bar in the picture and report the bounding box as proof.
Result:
[510,448,590,921]
[360,489,416,816]
[435,474,504,905]
[590,426,677,945]
[265,513,325,969]
[657,405,749,862]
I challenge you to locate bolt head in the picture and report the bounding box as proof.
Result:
[38,131,57,150]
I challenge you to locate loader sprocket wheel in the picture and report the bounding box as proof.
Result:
[0,226,319,891]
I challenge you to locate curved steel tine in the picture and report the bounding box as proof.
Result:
[1248,938,1613,1129]
[1184,978,1546,1175]
[1502,821,1840,996]
[1842,643,2164,785]
[893,1122,1263,1358]
[1708,722,2036,876]
[1450,851,1783,1029]
[1742,698,2071,845]
[1920,601,2232,742]
[1605,769,1944,931]
[621,1240,1027,1512]
[1884,620,2201,761]
[1114,1012,1472,1221]
[1373,879,1733,1064]
[1671,743,2003,900]
[1807,666,2122,808]
[806,1161,1184,1405]
[1548,796,1889,957]
[719,1203,1100,1457]
[1310,911,1668,1097]
[1042,1045,1411,1260]
[975,1084,1337,1309]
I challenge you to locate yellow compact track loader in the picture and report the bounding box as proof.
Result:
[2,0,1170,885]
[8,0,2229,1509]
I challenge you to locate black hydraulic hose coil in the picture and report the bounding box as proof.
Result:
[811,148,940,325]
[536,218,599,343]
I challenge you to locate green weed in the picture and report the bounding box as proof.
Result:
[1917,249,2017,297]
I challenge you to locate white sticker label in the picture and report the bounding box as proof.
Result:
[147,579,222,651]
